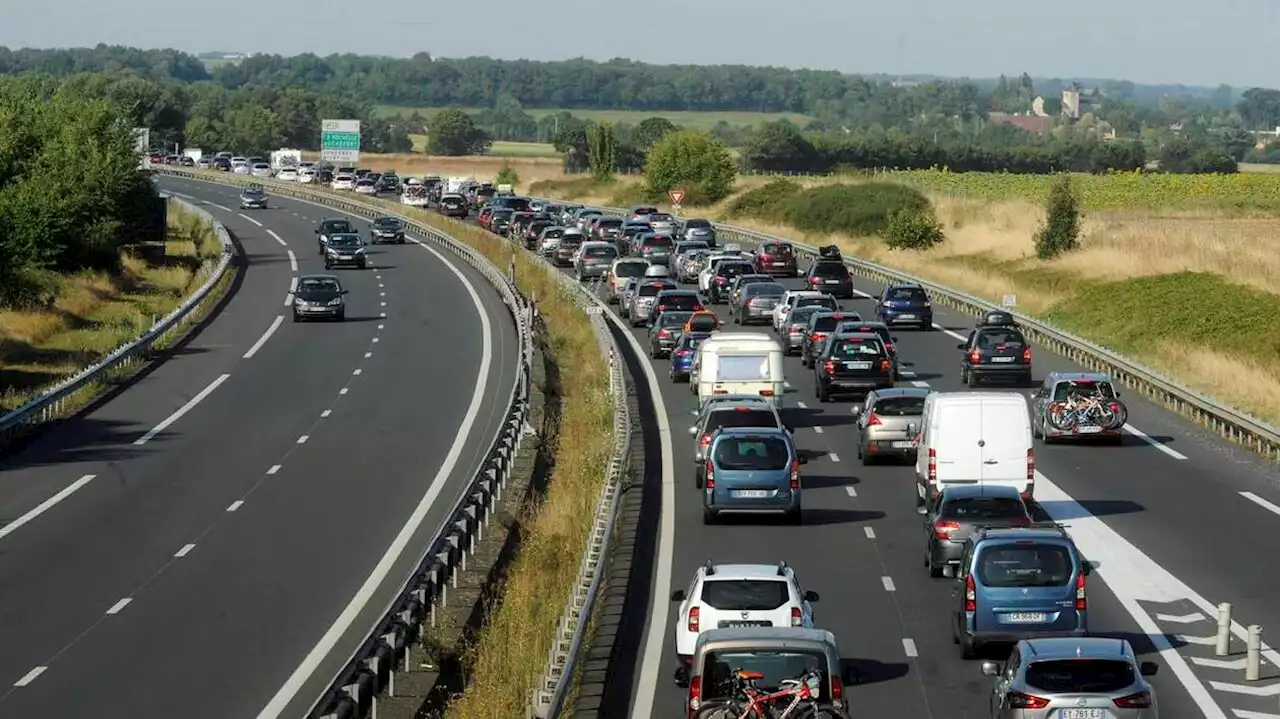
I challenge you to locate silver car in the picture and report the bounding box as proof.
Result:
[539,226,565,257]
[981,637,1159,718]
[682,218,717,247]
[732,281,787,326]
[618,277,641,318]
[780,306,825,355]
[852,387,930,464]
[605,258,650,304]
[641,212,678,235]
[575,241,619,281]
[628,279,676,327]
[670,240,709,274]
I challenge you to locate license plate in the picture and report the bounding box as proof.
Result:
[991,356,1015,363]
[1004,612,1047,623]
[845,361,872,370]
[1076,425,1102,434]
[892,441,915,448]
[897,313,917,319]
[825,279,841,284]
[722,620,770,628]
[1061,710,1105,719]
[733,490,771,499]
[338,255,353,260]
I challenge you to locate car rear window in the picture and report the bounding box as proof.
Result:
[762,244,793,256]
[796,296,839,309]
[1025,660,1135,694]
[658,312,694,327]
[976,330,1025,348]
[831,339,883,358]
[649,213,674,222]
[598,219,623,228]
[872,396,926,416]
[977,544,1074,587]
[643,236,674,247]
[638,282,674,296]
[744,283,786,296]
[712,436,791,470]
[889,287,927,301]
[585,246,618,258]
[701,651,829,700]
[614,262,649,278]
[811,315,851,332]
[707,409,779,433]
[1053,380,1117,401]
[686,219,712,229]
[717,354,771,381]
[718,262,753,277]
[559,237,583,248]
[541,228,564,238]
[812,262,849,278]
[660,294,701,310]
[788,307,822,326]
[941,497,1027,521]
[700,579,788,610]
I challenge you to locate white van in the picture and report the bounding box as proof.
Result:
[913,391,1034,509]
[692,334,786,409]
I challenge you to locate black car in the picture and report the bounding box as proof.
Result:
[377,173,401,193]
[647,311,695,359]
[814,332,894,402]
[649,290,703,327]
[211,157,232,171]
[958,323,1032,386]
[489,209,515,235]
[316,217,356,254]
[800,311,865,368]
[239,186,268,210]
[370,216,406,244]
[805,260,855,299]
[706,260,754,304]
[323,233,369,270]
[439,193,468,218]
[292,274,348,322]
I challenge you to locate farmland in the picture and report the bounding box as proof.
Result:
[377,105,815,131]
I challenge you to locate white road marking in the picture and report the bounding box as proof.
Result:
[371,337,379,343]
[243,315,284,359]
[1156,612,1207,624]
[379,283,385,289]
[254,227,497,719]
[209,203,232,212]
[379,292,386,297]
[784,380,792,389]
[339,388,349,395]
[168,191,193,199]
[297,435,309,444]
[845,486,857,498]
[863,526,876,539]
[267,465,281,475]
[267,229,287,246]
[902,638,918,657]
[881,576,896,592]
[796,401,808,409]
[899,370,917,378]
[828,452,840,462]
[13,666,47,687]
[226,500,244,512]
[1190,656,1250,670]
[380,301,387,307]
[364,351,372,358]
[1232,710,1280,719]
[1122,423,1188,460]
[287,250,297,272]
[105,597,132,615]
[133,374,230,445]
[911,380,930,388]
[321,410,331,418]
[352,369,362,376]
[0,474,96,542]
[379,312,386,318]
[174,543,196,557]
[377,324,384,330]
[1241,491,1280,517]
[813,426,824,434]
[238,212,263,227]
[935,324,968,341]
[1210,680,1280,697]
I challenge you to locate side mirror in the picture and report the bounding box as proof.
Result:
[341,289,349,295]
[1139,661,1159,676]
[941,565,957,578]
[314,228,320,233]
[891,336,899,343]
[688,426,699,436]
[673,666,690,687]
[670,589,686,602]
[980,661,1001,677]
[803,590,820,602]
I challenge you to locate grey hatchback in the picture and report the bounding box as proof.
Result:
[852,387,930,464]
[702,427,806,525]
[922,484,1031,577]
[980,637,1159,718]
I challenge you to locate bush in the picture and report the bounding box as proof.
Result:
[883,208,945,250]
[723,179,802,219]
[644,130,737,204]
[1034,175,1082,259]
[782,183,931,237]
[494,162,519,187]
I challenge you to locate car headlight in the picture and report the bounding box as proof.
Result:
[328,297,343,306]
[354,248,366,254]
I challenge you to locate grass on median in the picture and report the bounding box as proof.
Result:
[0,202,224,413]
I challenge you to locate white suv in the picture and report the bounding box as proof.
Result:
[670,561,818,663]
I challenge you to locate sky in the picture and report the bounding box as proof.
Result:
[1,0,1276,88]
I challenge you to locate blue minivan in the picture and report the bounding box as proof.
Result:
[943,525,1089,659]
[702,427,806,525]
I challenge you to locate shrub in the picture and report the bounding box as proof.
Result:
[494,162,519,188]
[1034,175,1081,259]
[883,208,945,250]
[644,130,737,204]
[782,183,931,237]
[723,179,802,220]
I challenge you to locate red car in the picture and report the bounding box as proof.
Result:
[755,241,798,277]
[476,206,495,230]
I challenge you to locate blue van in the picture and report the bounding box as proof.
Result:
[943,525,1089,659]
[702,427,806,525]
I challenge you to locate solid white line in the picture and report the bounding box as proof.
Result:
[243,315,284,359]
[902,638,918,657]
[287,250,297,272]
[0,474,96,541]
[1155,612,1207,624]
[254,232,496,719]
[911,380,930,388]
[297,435,309,444]
[174,543,196,557]
[105,597,132,615]
[1123,423,1188,460]
[226,500,244,512]
[813,426,824,434]
[320,410,331,418]
[881,576,896,591]
[935,323,968,341]
[13,666,47,687]
[1241,491,1280,517]
[238,212,263,227]
[864,526,876,539]
[845,486,857,498]
[267,229,287,246]
[133,374,230,445]
[828,452,841,462]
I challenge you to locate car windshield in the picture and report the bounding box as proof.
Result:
[977,544,1074,587]
[872,396,926,416]
[812,262,849,278]
[614,262,649,278]
[706,409,779,433]
[700,579,788,611]
[941,497,1027,520]
[329,236,361,248]
[713,436,791,470]
[889,287,928,301]
[298,278,340,292]
[243,190,264,197]
[702,651,828,700]
[1025,659,1136,694]
[831,339,882,358]
[659,312,694,327]
[374,218,401,229]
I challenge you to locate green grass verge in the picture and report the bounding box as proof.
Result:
[381,105,814,131]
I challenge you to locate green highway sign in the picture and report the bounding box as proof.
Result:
[321,131,359,149]
[321,119,361,162]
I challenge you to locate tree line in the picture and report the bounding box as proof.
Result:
[0,75,161,306]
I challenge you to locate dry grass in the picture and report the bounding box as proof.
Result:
[0,203,221,411]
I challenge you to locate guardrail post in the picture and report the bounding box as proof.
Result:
[1246,625,1263,681]
[1217,603,1233,656]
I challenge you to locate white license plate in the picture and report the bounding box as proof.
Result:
[991,356,1015,363]
[1076,425,1102,434]
[1004,612,1047,623]
[845,361,872,370]
[825,279,841,283]
[897,313,916,319]
[892,441,915,448]
[338,255,353,260]
[1061,710,1105,719]
[733,490,771,499]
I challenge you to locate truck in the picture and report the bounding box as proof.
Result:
[445,176,470,194]
[271,148,303,171]
[183,147,204,164]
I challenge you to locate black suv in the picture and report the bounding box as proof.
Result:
[805,260,854,299]
[958,314,1032,386]
[813,332,894,401]
[370,216,406,244]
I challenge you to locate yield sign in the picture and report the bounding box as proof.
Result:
[667,188,685,205]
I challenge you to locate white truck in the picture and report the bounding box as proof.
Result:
[445,176,470,194]
[183,148,203,164]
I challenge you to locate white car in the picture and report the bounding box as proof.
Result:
[671,561,817,661]
[250,163,272,178]
[297,169,316,184]
[331,174,356,191]
[772,290,835,331]
[354,179,377,195]
[277,168,299,182]
[232,163,251,175]
[697,253,748,294]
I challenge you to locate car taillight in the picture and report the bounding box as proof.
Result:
[823,360,837,374]
[829,674,843,704]
[688,675,702,712]
[1075,571,1087,610]
[699,433,711,448]
[789,460,800,489]
[715,276,727,284]
[676,349,691,357]
[927,448,937,482]
[865,412,882,426]
[964,574,976,612]
[1026,448,1035,484]
[1022,347,1032,363]
[969,349,981,363]
[705,459,715,488]
[790,606,802,627]
[810,332,827,343]
[933,520,960,540]
[688,606,700,632]
[1005,691,1049,709]
[1114,690,1152,708]
[810,276,821,284]
[658,329,670,339]
[760,389,775,397]
[884,343,895,352]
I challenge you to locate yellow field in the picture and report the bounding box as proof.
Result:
[378,105,814,131]
[407,135,561,158]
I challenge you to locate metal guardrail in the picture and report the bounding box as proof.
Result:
[150,168,632,719]
[0,194,234,446]
[544,197,1280,461]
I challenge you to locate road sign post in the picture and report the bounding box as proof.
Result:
[668,188,685,213]
[321,119,361,163]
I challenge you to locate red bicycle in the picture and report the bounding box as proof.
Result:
[695,668,844,719]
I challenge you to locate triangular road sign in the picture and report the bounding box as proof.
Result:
[667,189,685,205]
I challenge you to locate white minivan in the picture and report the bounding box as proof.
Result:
[692,334,786,409]
[913,391,1034,510]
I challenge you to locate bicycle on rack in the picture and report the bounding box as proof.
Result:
[1046,390,1127,432]
[695,668,848,719]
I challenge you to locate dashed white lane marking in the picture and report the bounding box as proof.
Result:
[226,500,244,512]
[380,301,387,307]
[267,229,287,246]
[339,388,349,395]
[0,473,97,542]
[845,486,857,498]
[237,212,263,227]
[377,324,384,330]
[902,638,918,657]
[1230,708,1280,718]
[379,312,387,318]
[363,351,372,358]
[174,543,196,558]
[297,435,309,444]
[378,283,385,288]
[1123,423,1188,460]
[828,452,841,463]
[864,526,876,539]
[899,370,917,378]
[935,324,968,341]
[911,380,930,388]
[813,426,824,434]
[321,409,332,418]
[13,666,47,687]
[1241,491,1280,517]
[796,401,808,409]
[371,337,379,343]
[352,369,362,376]
[267,465,281,475]
[287,250,298,272]
[243,315,284,359]
[105,597,132,615]
[784,380,792,389]
[134,374,231,445]
[881,576,896,592]
[379,292,386,297]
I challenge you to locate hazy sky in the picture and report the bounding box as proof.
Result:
[2,0,1276,88]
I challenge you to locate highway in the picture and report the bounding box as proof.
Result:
[502,217,1280,717]
[0,177,521,718]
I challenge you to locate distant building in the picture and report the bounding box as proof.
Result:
[987,112,1052,134]
[1032,96,1049,117]
[1061,83,1100,120]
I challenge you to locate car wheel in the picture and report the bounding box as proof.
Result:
[786,508,803,525]
[928,554,944,578]
[292,312,301,322]
[960,636,977,660]
[702,508,717,525]
[960,366,970,386]
[817,383,831,403]
[337,310,346,322]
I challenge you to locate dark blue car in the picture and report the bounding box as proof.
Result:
[669,331,711,382]
[875,283,934,330]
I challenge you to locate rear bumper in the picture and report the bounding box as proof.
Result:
[821,375,894,391]
[970,364,1032,378]
[863,438,918,458]
[965,627,1087,645]
[882,311,933,326]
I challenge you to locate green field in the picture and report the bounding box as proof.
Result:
[406,134,560,157]
[381,105,814,131]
